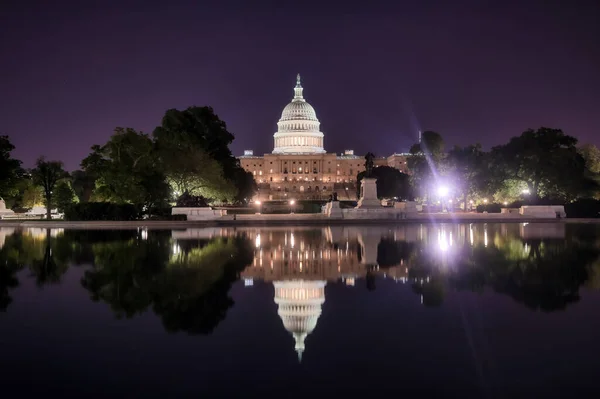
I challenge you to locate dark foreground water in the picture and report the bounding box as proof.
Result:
[1,223,600,398]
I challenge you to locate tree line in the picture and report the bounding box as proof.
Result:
[0,106,258,219]
[405,128,600,209]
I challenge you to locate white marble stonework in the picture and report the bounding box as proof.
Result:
[171,207,227,221]
[356,178,381,209]
[272,74,325,154]
[0,199,15,218]
[519,205,564,218]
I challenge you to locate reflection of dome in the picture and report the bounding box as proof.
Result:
[272,74,325,154]
[273,280,326,361]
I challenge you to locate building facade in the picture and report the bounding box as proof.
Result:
[238,75,410,201]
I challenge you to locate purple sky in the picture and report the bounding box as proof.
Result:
[1,1,599,171]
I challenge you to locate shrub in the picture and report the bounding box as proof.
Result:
[476,203,502,213]
[64,202,142,221]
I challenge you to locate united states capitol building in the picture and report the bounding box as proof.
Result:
[238,75,411,201]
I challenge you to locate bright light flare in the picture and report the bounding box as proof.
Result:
[437,185,449,197]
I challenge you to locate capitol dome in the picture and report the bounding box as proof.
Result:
[273,280,326,361]
[272,74,325,154]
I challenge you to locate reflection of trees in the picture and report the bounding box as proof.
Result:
[400,229,600,311]
[0,229,73,310]
[28,229,70,287]
[81,233,253,334]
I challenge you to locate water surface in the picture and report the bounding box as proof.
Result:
[1,223,600,397]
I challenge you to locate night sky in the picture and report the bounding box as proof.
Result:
[1,1,599,171]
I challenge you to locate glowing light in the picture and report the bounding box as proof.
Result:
[291,233,295,248]
[522,189,530,195]
[437,185,449,197]
[244,278,254,287]
[289,199,295,205]
[484,229,488,247]
[483,198,488,204]
[438,230,449,252]
[503,201,508,206]
[255,234,261,248]
[254,200,261,205]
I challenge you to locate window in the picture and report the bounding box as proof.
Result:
[300,186,304,192]
[269,169,273,173]
[253,171,256,175]
[328,168,331,173]
[299,167,302,172]
[259,171,263,175]
[284,168,288,174]
[313,168,317,173]
[270,177,273,182]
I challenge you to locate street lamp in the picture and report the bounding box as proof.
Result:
[254,200,262,214]
[289,199,296,214]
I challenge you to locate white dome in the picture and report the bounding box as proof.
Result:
[274,280,326,361]
[280,100,318,122]
[272,74,325,154]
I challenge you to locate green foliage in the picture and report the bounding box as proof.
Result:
[357,166,413,200]
[445,144,494,207]
[64,202,141,221]
[31,157,68,219]
[490,128,589,201]
[81,128,170,207]
[153,106,255,203]
[21,183,44,209]
[54,181,78,212]
[71,170,96,203]
[0,135,24,200]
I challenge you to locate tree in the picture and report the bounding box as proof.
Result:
[20,181,44,209]
[357,166,413,200]
[31,157,68,220]
[54,181,78,212]
[445,144,493,210]
[579,144,600,174]
[407,131,445,201]
[153,106,249,203]
[0,135,24,201]
[71,170,96,203]
[82,128,170,208]
[491,128,589,201]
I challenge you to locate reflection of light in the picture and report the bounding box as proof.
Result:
[172,243,180,255]
[141,229,148,240]
[469,224,474,246]
[346,278,355,287]
[484,229,488,247]
[438,230,449,252]
[522,222,529,227]
[299,261,303,271]
[291,233,295,248]
[255,234,261,248]
[244,278,254,287]
[524,243,528,254]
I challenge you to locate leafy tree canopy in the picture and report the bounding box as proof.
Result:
[81,128,170,207]
[31,157,68,219]
[0,135,24,201]
[491,127,590,201]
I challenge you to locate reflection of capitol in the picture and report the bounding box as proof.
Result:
[274,280,325,361]
[239,227,413,361]
[169,223,569,360]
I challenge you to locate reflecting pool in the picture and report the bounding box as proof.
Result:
[1,223,600,397]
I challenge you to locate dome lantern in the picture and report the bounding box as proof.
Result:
[272,74,325,154]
